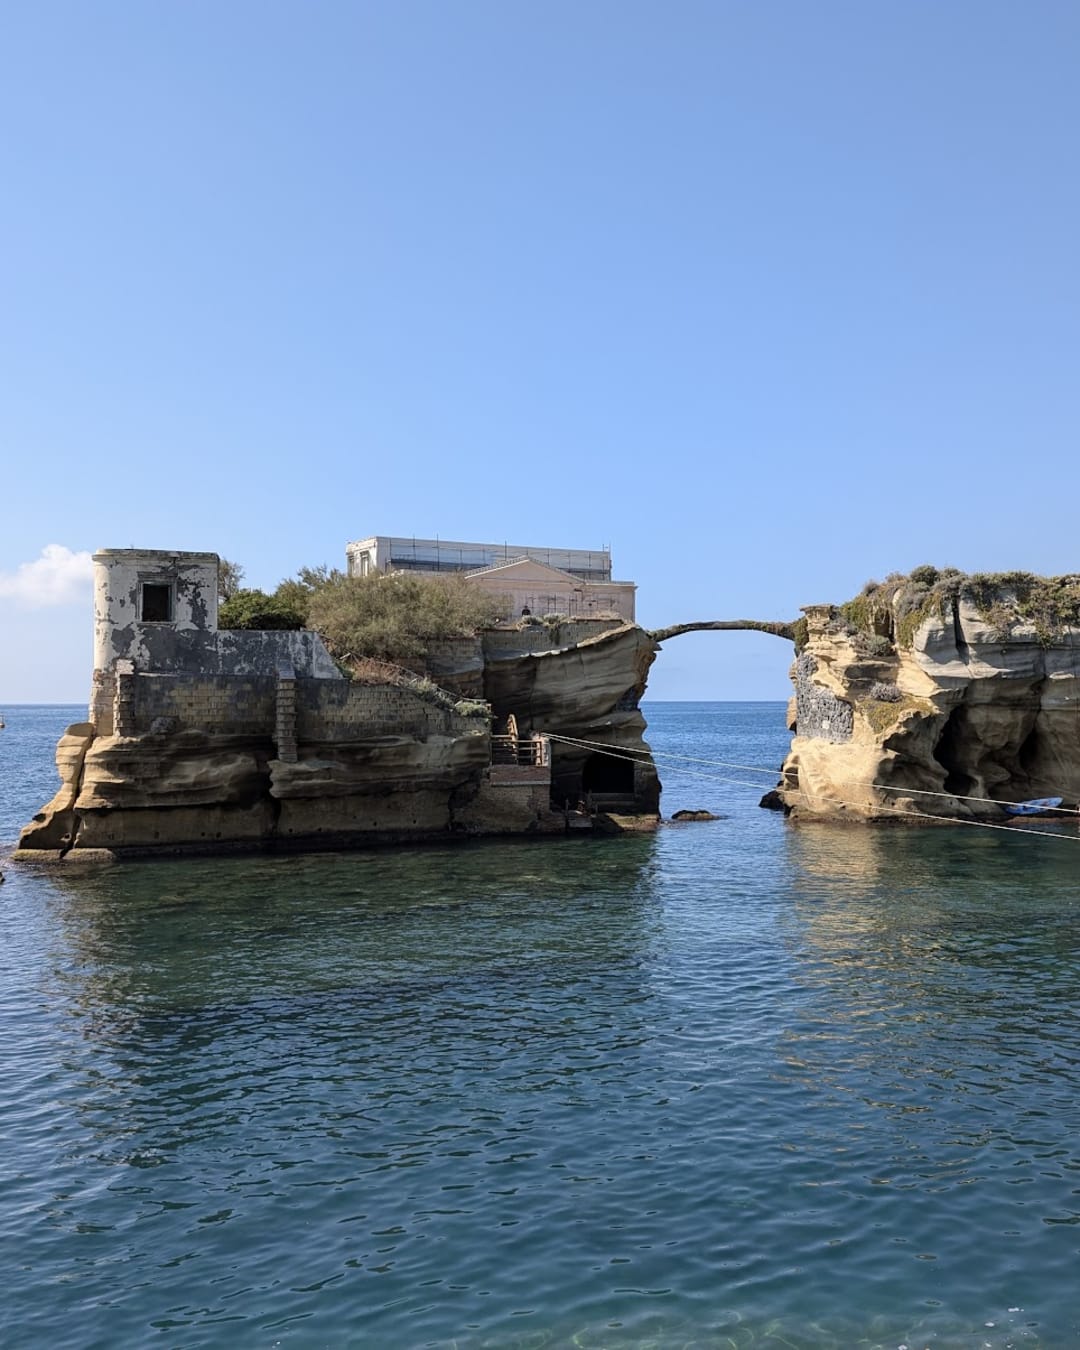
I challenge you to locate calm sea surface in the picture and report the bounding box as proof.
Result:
[2,703,1080,1349]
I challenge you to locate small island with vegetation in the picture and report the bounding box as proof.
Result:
[775,565,1080,823]
[16,548,660,860]
[17,546,1080,861]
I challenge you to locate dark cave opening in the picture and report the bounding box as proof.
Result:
[581,750,636,796]
[1018,722,1040,775]
[933,707,974,798]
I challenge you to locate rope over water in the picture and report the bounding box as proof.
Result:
[544,731,1080,844]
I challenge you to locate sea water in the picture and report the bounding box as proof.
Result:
[2,703,1079,1348]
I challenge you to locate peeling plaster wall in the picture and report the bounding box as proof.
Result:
[93,549,219,672]
[92,625,340,680]
[218,631,340,678]
[91,549,340,682]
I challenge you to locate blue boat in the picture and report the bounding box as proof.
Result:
[1003,796,1064,817]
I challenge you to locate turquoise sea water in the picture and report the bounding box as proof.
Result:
[2,703,1080,1348]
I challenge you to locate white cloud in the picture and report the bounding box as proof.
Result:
[0,544,94,607]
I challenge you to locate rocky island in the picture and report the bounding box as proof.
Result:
[17,550,1080,860]
[16,548,659,859]
[776,567,1080,823]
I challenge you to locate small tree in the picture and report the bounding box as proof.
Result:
[272,564,342,626]
[218,558,245,602]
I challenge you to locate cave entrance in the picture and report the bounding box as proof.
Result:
[1018,722,1040,775]
[582,750,636,796]
[933,707,974,798]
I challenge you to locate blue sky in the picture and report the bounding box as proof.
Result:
[3,1,1079,703]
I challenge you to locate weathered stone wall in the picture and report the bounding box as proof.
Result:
[295,681,478,742]
[794,653,853,743]
[453,774,561,835]
[418,636,485,697]
[90,669,116,736]
[94,627,340,680]
[97,671,479,744]
[131,675,278,737]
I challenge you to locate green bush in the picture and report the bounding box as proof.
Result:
[218,589,305,631]
[839,595,872,632]
[305,571,506,669]
[452,699,491,719]
[218,558,245,601]
[836,565,1080,650]
[966,572,1080,645]
[858,633,893,658]
[859,692,920,734]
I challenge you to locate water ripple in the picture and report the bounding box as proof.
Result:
[2,705,1080,1346]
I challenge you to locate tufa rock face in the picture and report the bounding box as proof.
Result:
[481,622,659,812]
[396,620,660,812]
[17,724,96,851]
[777,574,1080,822]
[17,620,659,858]
[17,705,498,857]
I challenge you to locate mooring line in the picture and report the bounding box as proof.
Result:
[542,732,1080,843]
[544,730,1080,817]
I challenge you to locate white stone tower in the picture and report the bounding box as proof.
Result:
[91,549,220,673]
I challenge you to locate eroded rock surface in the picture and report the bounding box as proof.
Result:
[17,724,96,851]
[17,620,659,857]
[481,622,659,812]
[777,579,1080,822]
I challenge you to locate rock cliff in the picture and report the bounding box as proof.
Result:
[778,570,1080,823]
[27,562,1079,850]
[383,619,659,810]
[17,619,659,859]
[482,622,659,812]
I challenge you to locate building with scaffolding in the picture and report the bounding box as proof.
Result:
[345,534,636,621]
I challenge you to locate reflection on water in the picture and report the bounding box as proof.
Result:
[45,836,661,1014]
[774,820,1080,1339]
[42,839,662,1170]
[3,705,1080,1347]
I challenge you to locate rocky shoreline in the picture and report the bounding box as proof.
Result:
[775,571,1080,824]
[20,552,1080,855]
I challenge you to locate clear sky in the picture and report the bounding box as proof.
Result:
[3,1,1079,703]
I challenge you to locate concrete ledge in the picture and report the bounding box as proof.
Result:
[489,764,551,785]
